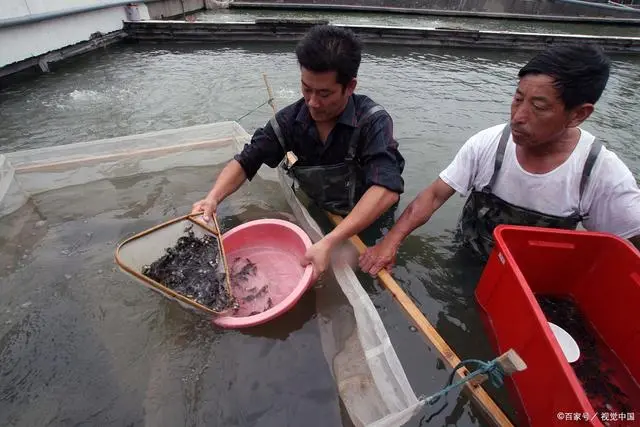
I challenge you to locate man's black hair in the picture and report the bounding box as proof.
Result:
[518,44,611,110]
[295,25,362,87]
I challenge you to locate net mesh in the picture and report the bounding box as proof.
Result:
[0,121,427,426]
[115,215,236,316]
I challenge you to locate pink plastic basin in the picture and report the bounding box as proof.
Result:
[212,218,314,329]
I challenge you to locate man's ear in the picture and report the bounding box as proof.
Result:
[568,103,594,128]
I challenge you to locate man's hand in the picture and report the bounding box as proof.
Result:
[191,196,218,222]
[302,238,333,282]
[303,185,398,281]
[190,160,248,222]
[359,237,400,276]
[357,178,456,276]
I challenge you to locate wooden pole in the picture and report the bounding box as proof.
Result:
[261,72,517,426]
[326,212,515,427]
[468,349,527,388]
[262,73,277,115]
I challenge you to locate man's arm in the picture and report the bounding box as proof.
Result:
[233,118,287,179]
[581,150,640,252]
[384,178,455,247]
[324,109,405,242]
[325,185,399,246]
[191,117,285,220]
[357,124,494,275]
[301,185,398,280]
[358,178,456,275]
[192,160,247,221]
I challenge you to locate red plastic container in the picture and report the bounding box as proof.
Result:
[475,225,640,427]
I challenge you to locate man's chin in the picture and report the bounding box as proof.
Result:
[511,130,529,146]
[309,111,324,121]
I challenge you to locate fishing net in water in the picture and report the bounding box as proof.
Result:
[0,121,427,426]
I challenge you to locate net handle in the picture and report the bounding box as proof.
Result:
[187,213,234,304]
[187,212,221,236]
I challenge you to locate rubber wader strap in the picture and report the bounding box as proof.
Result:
[358,105,385,125]
[485,123,512,191]
[346,105,385,160]
[270,116,286,152]
[579,138,603,199]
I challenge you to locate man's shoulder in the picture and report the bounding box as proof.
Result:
[352,93,390,118]
[590,139,636,186]
[352,93,378,107]
[472,123,509,141]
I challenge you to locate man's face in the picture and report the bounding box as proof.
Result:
[300,67,356,123]
[510,74,590,148]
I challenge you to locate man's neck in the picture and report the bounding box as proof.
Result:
[315,118,338,144]
[517,128,581,174]
[313,98,350,142]
[525,128,580,157]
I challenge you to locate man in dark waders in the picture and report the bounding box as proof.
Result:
[192,25,405,280]
[359,44,640,276]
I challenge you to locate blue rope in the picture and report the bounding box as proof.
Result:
[425,358,506,405]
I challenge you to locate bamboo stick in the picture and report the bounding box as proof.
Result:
[326,212,515,426]
[263,73,278,115]
[263,72,276,114]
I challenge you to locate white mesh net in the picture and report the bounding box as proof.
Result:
[0,121,428,426]
[273,165,426,426]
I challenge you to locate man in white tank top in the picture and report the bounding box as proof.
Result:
[360,44,640,274]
